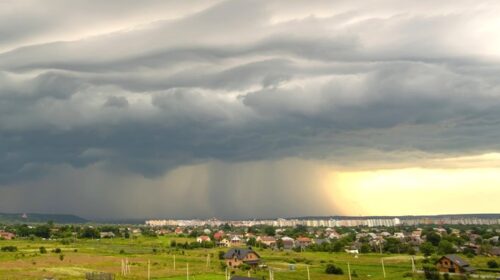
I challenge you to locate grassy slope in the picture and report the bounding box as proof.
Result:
[0,235,497,280]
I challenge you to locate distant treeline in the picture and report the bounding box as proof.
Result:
[0,213,87,224]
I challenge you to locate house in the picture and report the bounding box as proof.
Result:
[411,229,422,238]
[257,236,276,248]
[313,238,330,246]
[296,237,312,248]
[328,231,341,240]
[223,248,261,268]
[0,231,15,240]
[489,247,500,256]
[394,232,405,240]
[156,229,170,235]
[218,238,230,247]
[281,236,295,250]
[196,235,211,243]
[100,232,116,239]
[214,230,225,241]
[230,236,243,247]
[435,255,475,274]
[174,227,184,235]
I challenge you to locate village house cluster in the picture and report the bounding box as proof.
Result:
[152,224,500,260]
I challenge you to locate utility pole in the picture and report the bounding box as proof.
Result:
[186,263,189,280]
[381,258,386,278]
[307,265,310,280]
[269,268,274,280]
[174,255,176,271]
[347,262,352,280]
[147,259,151,280]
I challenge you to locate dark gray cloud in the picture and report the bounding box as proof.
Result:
[1,0,500,218]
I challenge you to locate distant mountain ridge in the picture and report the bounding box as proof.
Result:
[0,212,88,224]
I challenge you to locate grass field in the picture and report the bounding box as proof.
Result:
[0,235,497,279]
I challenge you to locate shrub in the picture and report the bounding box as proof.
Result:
[218,251,225,260]
[1,246,17,252]
[423,266,440,280]
[59,254,64,261]
[487,259,499,269]
[325,264,343,275]
[443,273,450,280]
[52,248,62,254]
[39,247,47,254]
[402,272,413,278]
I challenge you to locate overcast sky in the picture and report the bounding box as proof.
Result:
[1,0,499,219]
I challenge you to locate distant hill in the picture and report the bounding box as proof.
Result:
[0,213,88,224]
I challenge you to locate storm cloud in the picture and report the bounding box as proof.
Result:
[1,0,500,218]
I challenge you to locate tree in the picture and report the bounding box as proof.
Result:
[34,225,51,239]
[420,242,435,257]
[247,237,257,247]
[438,240,455,254]
[276,238,284,250]
[264,226,276,236]
[360,243,371,253]
[79,227,99,239]
[426,232,442,246]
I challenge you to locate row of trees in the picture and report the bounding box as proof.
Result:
[3,223,133,239]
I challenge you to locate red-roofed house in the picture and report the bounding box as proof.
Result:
[0,231,15,240]
[214,230,225,240]
[197,235,211,243]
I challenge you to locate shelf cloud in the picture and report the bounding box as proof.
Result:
[1,0,500,218]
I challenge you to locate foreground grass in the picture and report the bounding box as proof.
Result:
[0,236,497,279]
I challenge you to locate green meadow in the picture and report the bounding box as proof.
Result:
[0,235,496,279]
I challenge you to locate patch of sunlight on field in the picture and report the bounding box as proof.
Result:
[42,266,94,277]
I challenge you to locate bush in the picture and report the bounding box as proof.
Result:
[52,248,62,253]
[487,259,499,269]
[240,263,251,271]
[423,266,440,280]
[39,247,47,254]
[443,273,450,280]
[402,272,413,278]
[325,264,343,275]
[59,254,64,261]
[1,246,17,252]
[218,251,225,260]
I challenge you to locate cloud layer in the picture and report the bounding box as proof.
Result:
[1,0,500,218]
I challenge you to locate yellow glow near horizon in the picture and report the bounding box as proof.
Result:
[324,161,500,216]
